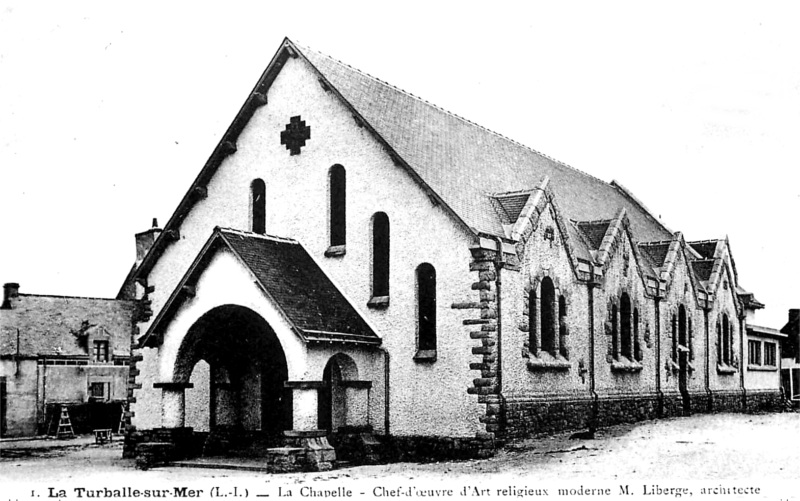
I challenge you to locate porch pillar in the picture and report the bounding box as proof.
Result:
[283,381,336,471]
[154,382,193,428]
[284,381,325,431]
[342,381,372,428]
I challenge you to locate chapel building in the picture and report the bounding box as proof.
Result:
[123,38,782,467]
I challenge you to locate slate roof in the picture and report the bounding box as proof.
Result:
[299,43,674,243]
[141,228,380,348]
[689,241,718,260]
[0,294,137,358]
[690,259,715,282]
[490,192,532,225]
[638,242,671,268]
[575,220,611,250]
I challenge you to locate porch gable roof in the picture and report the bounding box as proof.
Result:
[139,228,380,348]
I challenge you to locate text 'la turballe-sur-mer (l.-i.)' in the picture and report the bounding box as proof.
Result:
[24,483,767,500]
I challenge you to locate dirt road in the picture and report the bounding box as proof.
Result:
[2,412,798,499]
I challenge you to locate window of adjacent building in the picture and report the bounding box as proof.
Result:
[764,342,777,367]
[93,341,109,363]
[329,165,346,248]
[416,263,436,358]
[371,212,390,300]
[540,277,556,355]
[251,178,266,234]
[89,382,106,399]
[748,340,761,366]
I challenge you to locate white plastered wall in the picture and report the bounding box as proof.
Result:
[132,55,483,437]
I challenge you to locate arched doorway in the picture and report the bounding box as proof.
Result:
[318,354,358,434]
[173,305,292,438]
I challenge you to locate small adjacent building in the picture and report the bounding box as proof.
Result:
[0,283,137,437]
[780,309,800,402]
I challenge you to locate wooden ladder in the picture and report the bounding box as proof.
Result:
[117,403,127,435]
[56,406,75,439]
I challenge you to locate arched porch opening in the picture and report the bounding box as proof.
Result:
[173,304,291,436]
[318,354,359,434]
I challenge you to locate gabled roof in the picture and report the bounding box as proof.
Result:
[690,259,715,283]
[490,191,532,226]
[575,220,612,250]
[140,228,380,348]
[134,38,674,280]
[689,241,718,259]
[0,294,137,358]
[638,242,671,269]
[301,43,673,242]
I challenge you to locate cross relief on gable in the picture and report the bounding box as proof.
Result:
[280,115,311,155]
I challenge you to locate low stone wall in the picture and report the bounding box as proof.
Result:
[123,427,199,460]
[661,393,688,418]
[382,435,495,462]
[709,391,744,413]
[498,388,777,440]
[745,390,782,412]
[595,394,659,427]
[503,395,593,439]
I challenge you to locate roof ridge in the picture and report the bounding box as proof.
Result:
[687,239,723,244]
[490,188,536,198]
[575,218,614,225]
[294,43,611,187]
[15,293,130,302]
[639,240,674,247]
[217,227,298,244]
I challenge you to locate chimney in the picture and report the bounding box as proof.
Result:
[135,218,162,265]
[2,282,20,309]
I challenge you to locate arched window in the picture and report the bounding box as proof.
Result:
[678,305,687,357]
[540,277,556,355]
[251,179,266,234]
[329,165,346,247]
[722,314,731,365]
[371,212,390,299]
[716,321,722,364]
[558,295,568,359]
[416,263,436,354]
[611,304,619,359]
[620,293,632,360]
[528,290,538,355]
[671,314,678,361]
[633,307,641,361]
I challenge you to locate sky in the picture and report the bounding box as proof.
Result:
[0,2,798,328]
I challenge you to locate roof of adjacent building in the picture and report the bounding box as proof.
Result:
[140,228,380,348]
[0,294,137,358]
[746,324,786,339]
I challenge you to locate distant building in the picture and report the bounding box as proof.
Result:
[780,309,800,402]
[0,283,136,437]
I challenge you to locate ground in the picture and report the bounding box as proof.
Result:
[2,413,798,500]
